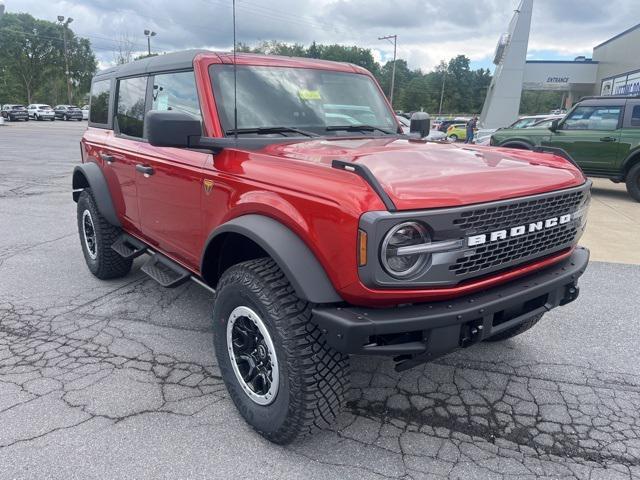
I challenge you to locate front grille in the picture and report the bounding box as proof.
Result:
[452,189,584,232]
[449,189,589,277]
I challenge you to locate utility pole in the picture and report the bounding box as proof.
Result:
[57,15,74,104]
[438,71,446,114]
[144,30,157,56]
[378,34,397,108]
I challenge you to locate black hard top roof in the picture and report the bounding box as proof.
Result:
[93,49,210,80]
[579,95,640,105]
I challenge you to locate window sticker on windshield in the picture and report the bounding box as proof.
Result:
[298,89,322,100]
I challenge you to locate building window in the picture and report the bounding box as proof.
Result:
[89,80,110,124]
[152,71,201,120]
[116,77,147,138]
[563,106,621,131]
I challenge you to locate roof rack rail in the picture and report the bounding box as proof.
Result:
[578,95,640,101]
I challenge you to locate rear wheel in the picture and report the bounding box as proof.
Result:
[625,163,640,202]
[213,258,349,444]
[76,190,133,279]
[449,134,458,142]
[485,313,543,342]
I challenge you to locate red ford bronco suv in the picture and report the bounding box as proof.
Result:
[73,50,590,443]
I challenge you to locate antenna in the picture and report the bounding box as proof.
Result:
[232,0,238,144]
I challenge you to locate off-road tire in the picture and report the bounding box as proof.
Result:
[213,258,349,444]
[625,163,640,202]
[76,189,133,279]
[484,312,544,342]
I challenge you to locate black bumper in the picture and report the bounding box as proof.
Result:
[313,247,589,367]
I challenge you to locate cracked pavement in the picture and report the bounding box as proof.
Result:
[1,121,640,479]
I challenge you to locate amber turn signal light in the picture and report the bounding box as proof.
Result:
[358,229,367,266]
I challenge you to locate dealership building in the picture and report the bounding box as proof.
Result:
[481,0,640,128]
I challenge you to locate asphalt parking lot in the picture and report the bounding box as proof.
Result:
[1,121,640,479]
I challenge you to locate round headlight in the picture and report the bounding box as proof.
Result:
[381,222,430,278]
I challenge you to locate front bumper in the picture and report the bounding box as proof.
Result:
[313,247,589,368]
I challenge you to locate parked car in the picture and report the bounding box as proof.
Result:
[54,105,83,121]
[27,104,56,121]
[491,96,640,201]
[81,105,90,120]
[396,115,447,141]
[438,118,469,132]
[1,104,29,121]
[73,50,590,444]
[475,114,565,145]
[446,123,468,141]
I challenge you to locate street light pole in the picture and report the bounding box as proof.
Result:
[378,34,397,108]
[144,30,157,56]
[438,72,446,114]
[57,15,74,104]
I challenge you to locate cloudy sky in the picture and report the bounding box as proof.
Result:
[4,0,638,71]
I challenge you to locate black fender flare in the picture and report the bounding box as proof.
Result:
[203,215,342,304]
[72,163,121,227]
[498,140,534,150]
[621,149,640,176]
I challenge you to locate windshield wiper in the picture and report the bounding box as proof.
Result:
[225,126,319,138]
[325,124,397,135]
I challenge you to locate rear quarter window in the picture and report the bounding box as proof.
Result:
[89,79,111,125]
[631,105,640,128]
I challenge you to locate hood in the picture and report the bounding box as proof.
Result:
[263,138,585,210]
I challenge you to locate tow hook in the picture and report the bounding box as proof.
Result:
[560,284,580,306]
[460,320,484,348]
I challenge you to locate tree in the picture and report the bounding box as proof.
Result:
[114,33,135,65]
[0,12,96,105]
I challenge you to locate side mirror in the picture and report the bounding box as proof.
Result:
[144,110,202,147]
[549,119,559,132]
[410,112,431,138]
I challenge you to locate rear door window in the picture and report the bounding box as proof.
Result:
[116,76,148,138]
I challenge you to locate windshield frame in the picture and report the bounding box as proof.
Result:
[209,63,399,138]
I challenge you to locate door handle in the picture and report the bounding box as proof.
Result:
[100,153,115,163]
[135,164,155,176]
[600,136,617,142]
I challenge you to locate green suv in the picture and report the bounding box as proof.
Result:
[491,96,640,201]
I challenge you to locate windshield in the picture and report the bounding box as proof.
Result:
[210,65,397,135]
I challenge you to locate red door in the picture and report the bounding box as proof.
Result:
[134,144,209,269]
[100,131,143,233]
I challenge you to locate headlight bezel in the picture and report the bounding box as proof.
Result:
[380,221,431,279]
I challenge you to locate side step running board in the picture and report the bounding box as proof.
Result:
[111,233,209,291]
[112,234,148,259]
[141,254,190,288]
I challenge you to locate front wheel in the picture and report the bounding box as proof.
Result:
[625,163,640,202]
[76,190,133,279]
[448,134,458,142]
[213,258,349,444]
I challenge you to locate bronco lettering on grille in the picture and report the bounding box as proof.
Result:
[467,214,573,247]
